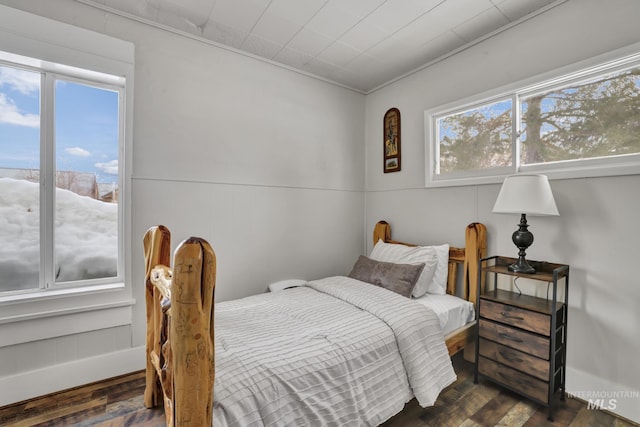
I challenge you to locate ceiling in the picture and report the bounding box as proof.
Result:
[76,0,561,93]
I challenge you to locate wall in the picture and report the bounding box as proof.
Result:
[365,0,640,422]
[0,0,365,405]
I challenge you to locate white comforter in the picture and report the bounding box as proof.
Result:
[213,276,456,426]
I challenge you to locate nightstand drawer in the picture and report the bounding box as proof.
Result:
[478,356,549,403]
[479,319,549,359]
[478,338,549,381]
[480,299,550,335]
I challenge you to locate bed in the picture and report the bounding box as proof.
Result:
[143,220,486,426]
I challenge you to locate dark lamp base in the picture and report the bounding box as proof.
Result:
[508,257,536,274]
[509,213,537,274]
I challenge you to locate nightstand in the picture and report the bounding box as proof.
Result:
[474,256,569,421]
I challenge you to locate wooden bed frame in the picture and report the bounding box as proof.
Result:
[143,221,486,426]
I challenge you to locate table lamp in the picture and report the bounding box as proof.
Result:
[492,174,559,274]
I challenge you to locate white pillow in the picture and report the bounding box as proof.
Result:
[430,243,450,295]
[268,279,307,292]
[369,240,441,297]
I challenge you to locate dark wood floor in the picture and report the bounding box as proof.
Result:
[0,354,636,426]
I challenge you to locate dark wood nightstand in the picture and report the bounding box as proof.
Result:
[474,256,569,421]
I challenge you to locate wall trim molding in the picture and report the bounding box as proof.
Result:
[132,175,366,193]
[0,304,134,347]
[0,346,145,407]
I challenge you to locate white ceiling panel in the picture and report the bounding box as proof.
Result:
[208,0,270,32]
[307,56,342,76]
[331,0,386,20]
[304,2,361,40]
[286,27,334,57]
[327,67,361,89]
[452,6,510,42]
[417,30,469,63]
[156,7,202,35]
[316,41,362,68]
[493,0,557,21]
[265,0,328,24]
[339,20,391,53]
[344,52,385,76]
[365,0,443,34]
[159,0,214,28]
[242,33,284,59]
[389,17,448,51]
[201,20,248,49]
[272,47,315,70]
[251,11,305,47]
[364,35,412,63]
[389,0,492,50]
[103,0,160,19]
[421,0,497,36]
[78,0,566,92]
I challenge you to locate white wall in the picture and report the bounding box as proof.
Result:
[0,0,365,405]
[365,0,640,422]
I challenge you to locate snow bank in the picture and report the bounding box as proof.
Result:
[0,177,117,291]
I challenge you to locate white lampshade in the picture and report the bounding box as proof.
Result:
[493,174,559,216]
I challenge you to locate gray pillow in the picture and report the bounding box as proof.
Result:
[348,255,425,298]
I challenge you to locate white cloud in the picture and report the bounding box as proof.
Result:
[0,67,40,127]
[0,93,39,128]
[66,147,91,157]
[0,67,40,95]
[95,159,118,175]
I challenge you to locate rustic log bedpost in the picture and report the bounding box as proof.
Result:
[462,222,487,362]
[144,228,216,426]
[171,237,216,426]
[372,221,391,245]
[143,225,171,411]
[464,223,487,305]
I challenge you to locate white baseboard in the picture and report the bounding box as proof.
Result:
[567,366,640,425]
[0,346,145,407]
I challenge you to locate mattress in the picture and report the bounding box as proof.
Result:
[414,293,475,335]
[213,276,456,427]
[267,280,475,336]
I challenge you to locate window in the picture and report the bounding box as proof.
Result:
[0,5,133,345]
[0,56,124,295]
[427,49,640,187]
[437,97,513,176]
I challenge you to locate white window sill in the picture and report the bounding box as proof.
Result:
[0,282,125,306]
[0,283,135,347]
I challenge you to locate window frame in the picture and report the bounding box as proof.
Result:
[0,4,134,345]
[50,73,126,292]
[0,58,125,296]
[425,43,640,188]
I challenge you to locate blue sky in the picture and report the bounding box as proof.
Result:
[0,64,119,184]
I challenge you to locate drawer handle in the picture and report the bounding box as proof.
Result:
[500,351,523,364]
[499,332,523,343]
[501,311,524,321]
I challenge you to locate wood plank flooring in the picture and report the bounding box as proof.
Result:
[0,353,636,426]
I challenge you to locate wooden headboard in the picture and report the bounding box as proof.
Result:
[372,220,487,357]
[372,221,487,304]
